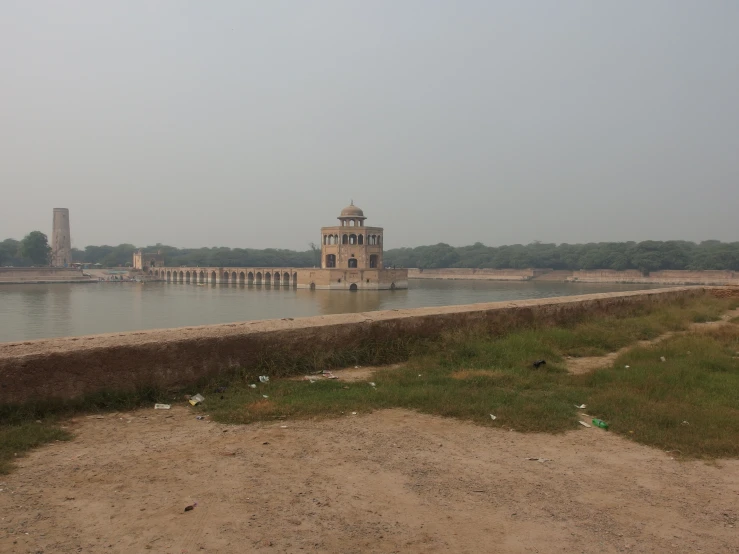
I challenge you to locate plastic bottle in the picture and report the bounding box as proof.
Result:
[592,419,609,430]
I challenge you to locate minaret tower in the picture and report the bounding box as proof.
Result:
[51,208,72,267]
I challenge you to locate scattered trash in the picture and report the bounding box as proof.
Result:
[249,384,257,388]
[574,404,586,409]
[262,395,269,398]
[354,366,359,369]
[532,359,547,369]
[660,356,666,362]
[262,442,269,445]
[592,419,609,430]
[418,374,422,377]
[369,382,376,387]
[351,412,357,415]
[579,421,592,428]
[154,404,171,410]
[196,416,206,420]
[188,394,205,406]
[624,365,630,369]
[280,425,287,428]
[681,420,690,426]
[259,375,270,383]
[526,457,551,463]
[489,414,497,420]
[184,502,197,512]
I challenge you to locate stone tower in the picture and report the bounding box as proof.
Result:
[320,202,384,270]
[51,208,72,267]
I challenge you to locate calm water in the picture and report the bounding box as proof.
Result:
[0,280,666,342]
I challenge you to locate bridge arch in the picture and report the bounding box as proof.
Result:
[256,271,262,285]
[239,271,245,284]
[265,272,271,285]
[198,270,205,283]
[210,270,217,283]
[274,272,281,286]
[292,272,298,287]
[179,271,184,282]
[231,271,237,284]
[185,271,191,283]
[222,271,229,284]
[283,272,290,286]
[166,270,171,281]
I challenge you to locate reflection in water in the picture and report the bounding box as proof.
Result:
[0,280,668,342]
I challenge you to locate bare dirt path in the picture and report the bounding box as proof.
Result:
[566,308,739,375]
[1,408,737,553]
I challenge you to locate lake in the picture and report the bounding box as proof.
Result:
[0,280,667,342]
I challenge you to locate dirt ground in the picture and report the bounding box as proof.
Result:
[1,408,737,554]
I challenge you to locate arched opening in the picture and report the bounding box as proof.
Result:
[349,234,356,245]
[222,271,229,284]
[349,220,355,226]
[342,234,348,244]
[390,282,396,290]
[378,236,382,245]
[166,270,171,281]
[348,258,358,268]
[239,271,246,284]
[358,235,364,245]
[310,282,316,290]
[325,254,336,268]
[265,272,271,285]
[349,283,358,291]
[248,271,254,284]
[231,271,237,284]
[199,270,205,283]
[283,272,290,286]
[185,271,191,283]
[178,271,183,282]
[274,272,281,287]
[370,254,378,268]
[256,272,263,285]
[210,271,217,283]
[293,272,298,287]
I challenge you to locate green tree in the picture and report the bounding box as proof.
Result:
[19,231,52,265]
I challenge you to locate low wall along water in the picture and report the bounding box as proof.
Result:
[0,287,720,405]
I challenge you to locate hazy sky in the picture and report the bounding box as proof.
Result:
[2,1,738,250]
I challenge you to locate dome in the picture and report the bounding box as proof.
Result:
[340,202,365,218]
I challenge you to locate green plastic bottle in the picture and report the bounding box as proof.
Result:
[592,419,609,430]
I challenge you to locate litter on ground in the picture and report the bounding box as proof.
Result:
[489,414,497,420]
[579,421,592,428]
[154,404,171,410]
[188,394,205,406]
[259,375,270,383]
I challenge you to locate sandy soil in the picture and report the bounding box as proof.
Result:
[1,408,737,554]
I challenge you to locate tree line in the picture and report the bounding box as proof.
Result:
[2,233,739,272]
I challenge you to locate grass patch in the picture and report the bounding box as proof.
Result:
[0,422,72,474]
[2,292,737,471]
[200,293,738,458]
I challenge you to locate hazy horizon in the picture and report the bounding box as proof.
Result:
[2,1,738,250]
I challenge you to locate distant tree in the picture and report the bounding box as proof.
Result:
[19,231,52,265]
[309,242,321,267]
[0,238,21,266]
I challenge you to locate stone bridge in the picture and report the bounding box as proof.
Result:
[148,267,299,286]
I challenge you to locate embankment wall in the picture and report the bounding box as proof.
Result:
[408,268,544,280]
[0,287,724,405]
[570,269,739,285]
[0,267,90,284]
[407,268,739,285]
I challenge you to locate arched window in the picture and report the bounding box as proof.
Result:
[348,258,358,268]
[325,254,336,268]
[210,271,216,283]
[349,234,356,245]
[256,272,263,284]
[334,234,339,244]
[358,235,364,245]
[342,234,348,244]
[349,220,355,227]
[370,254,378,268]
[378,235,382,245]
